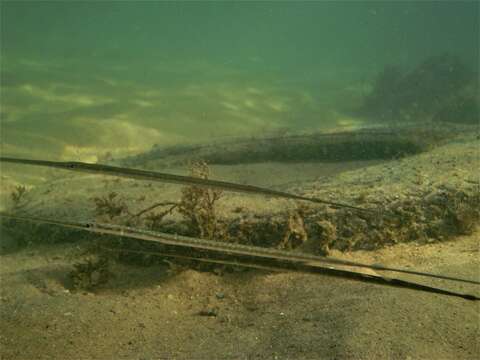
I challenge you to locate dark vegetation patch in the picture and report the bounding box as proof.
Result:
[123,127,452,168]
[359,53,479,124]
[201,131,427,164]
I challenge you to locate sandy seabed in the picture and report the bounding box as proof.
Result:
[0,230,479,360]
[1,126,479,359]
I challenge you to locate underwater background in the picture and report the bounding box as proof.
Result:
[1,4,480,359]
[1,1,478,163]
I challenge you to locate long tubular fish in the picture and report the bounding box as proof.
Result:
[102,247,479,301]
[1,212,478,300]
[0,156,371,212]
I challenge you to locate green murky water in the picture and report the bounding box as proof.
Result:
[1,1,478,161]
